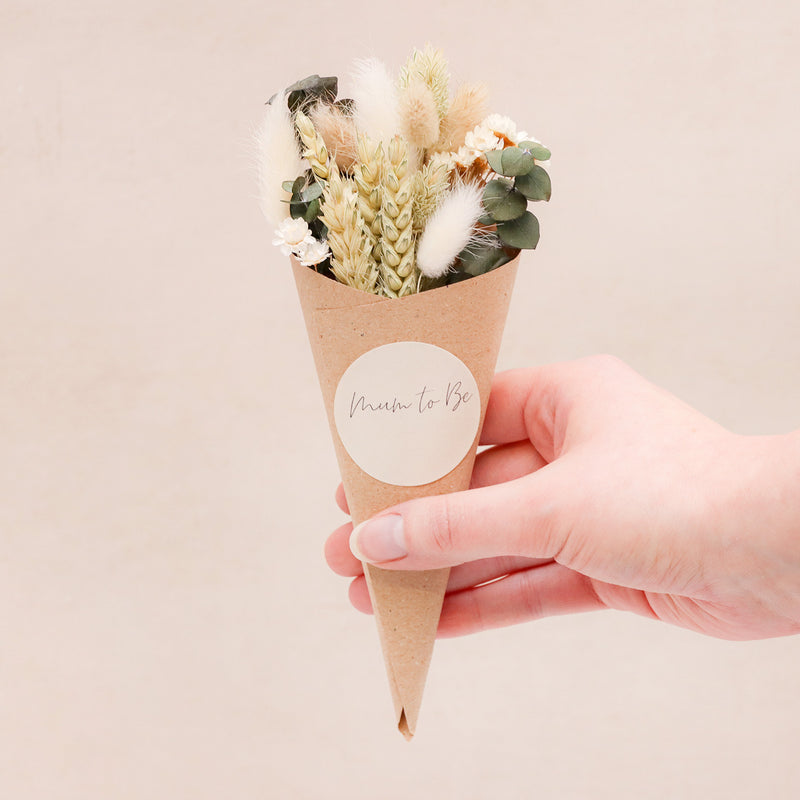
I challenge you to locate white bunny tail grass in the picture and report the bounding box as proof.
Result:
[416,183,483,279]
[350,58,399,144]
[255,93,305,227]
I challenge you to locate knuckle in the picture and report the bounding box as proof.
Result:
[427,495,458,556]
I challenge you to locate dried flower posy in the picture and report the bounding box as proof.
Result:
[257,45,552,297]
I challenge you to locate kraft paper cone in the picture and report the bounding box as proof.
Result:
[291,255,518,738]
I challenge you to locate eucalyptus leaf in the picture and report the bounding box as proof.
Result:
[303,197,321,222]
[285,74,338,112]
[482,180,527,221]
[458,242,514,277]
[515,165,552,201]
[484,149,505,173]
[500,146,536,176]
[282,180,296,193]
[497,211,540,249]
[301,181,323,203]
[519,141,551,160]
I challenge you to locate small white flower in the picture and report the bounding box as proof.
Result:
[272,217,314,256]
[484,113,518,141]
[464,124,501,152]
[297,238,330,266]
[453,145,481,168]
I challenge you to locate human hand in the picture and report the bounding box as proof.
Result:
[325,356,800,639]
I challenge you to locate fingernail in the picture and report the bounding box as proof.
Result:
[349,514,406,563]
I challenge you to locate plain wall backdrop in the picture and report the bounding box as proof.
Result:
[2,1,799,798]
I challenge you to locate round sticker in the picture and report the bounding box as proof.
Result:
[333,342,481,486]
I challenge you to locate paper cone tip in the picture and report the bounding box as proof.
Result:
[398,710,414,741]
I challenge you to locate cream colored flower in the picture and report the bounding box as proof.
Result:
[272,216,314,256]
[453,145,481,168]
[484,113,519,141]
[464,124,500,152]
[297,238,331,266]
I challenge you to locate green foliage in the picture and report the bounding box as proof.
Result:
[482,179,527,221]
[485,146,536,177]
[515,165,551,201]
[288,172,327,233]
[456,241,515,277]
[480,142,551,251]
[496,212,540,250]
[283,75,338,113]
[518,141,551,161]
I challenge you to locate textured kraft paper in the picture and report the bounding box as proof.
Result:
[291,255,518,738]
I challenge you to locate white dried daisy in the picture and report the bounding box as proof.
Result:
[464,124,500,152]
[272,217,314,257]
[297,238,331,266]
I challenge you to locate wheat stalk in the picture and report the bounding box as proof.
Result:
[412,157,451,235]
[319,170,379,293]
[294,109,334,182]
[353,135,384,263]
[379,136,417,297]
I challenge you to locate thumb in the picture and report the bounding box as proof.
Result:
[349,465,569,571]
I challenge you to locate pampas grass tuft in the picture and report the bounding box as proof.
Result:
[255,93,305,227]
[399,80,440,150]
[416,183,483,279]
[309,103,359,172]
[435,82,488,153]
[350,58,399,143]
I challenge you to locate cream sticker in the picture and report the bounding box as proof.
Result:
[333,342,481,486]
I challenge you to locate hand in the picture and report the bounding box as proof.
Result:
[325,356,800,639]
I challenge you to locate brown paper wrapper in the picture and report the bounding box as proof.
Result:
[291,255,518,738]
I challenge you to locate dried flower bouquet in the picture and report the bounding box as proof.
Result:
[258,45,551,297]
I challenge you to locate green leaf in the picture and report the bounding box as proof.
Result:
[484,149,505,173]
[500,146,536,176]
[291,175,306,197]
[457,242,515,277]
[482,179,527,221]
[519,141,551,161]
[515,166,552,202]
[497,211,540,249]
[300,181,323,203]
[303,197,321,222]
[282,180,296,193]
[484,146,537,177]
[285,74,339,113]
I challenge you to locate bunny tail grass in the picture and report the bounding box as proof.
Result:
[350,58,400,144]
[416,183,483,279]
[255,93,305,227]
[399,80,440,150]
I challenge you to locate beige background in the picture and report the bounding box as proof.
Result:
[2,1,800,798]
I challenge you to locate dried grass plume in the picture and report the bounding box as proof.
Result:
[399,80,440,150]
[435,82,489,153]
[416,183,483,279]
[255,93,305,227]
[309,103,359,172]
[350,58,399,143]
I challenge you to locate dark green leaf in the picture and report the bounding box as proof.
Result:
[518,141,551,160]
[515,166,552,201]
[303,197,321,222]
[482,179,527,221]
[497,212,540,249]
[285,74,338,112]
[458,242,515,276]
